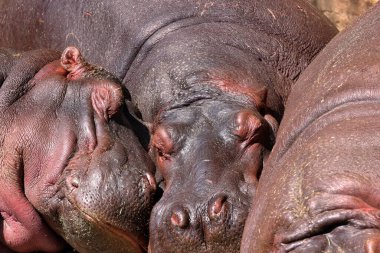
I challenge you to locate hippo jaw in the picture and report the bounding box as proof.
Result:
[58,203,145,253]
[62,173,152,253]
[62,195,146,253]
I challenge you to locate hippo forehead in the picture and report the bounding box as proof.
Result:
[156,100,247,134]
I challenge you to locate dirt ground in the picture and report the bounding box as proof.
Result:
[308,0,379,30]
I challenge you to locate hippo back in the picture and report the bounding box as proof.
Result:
[1,0,335,81]
[241,3,380,253]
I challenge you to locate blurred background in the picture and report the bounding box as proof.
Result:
[308,0,379,30]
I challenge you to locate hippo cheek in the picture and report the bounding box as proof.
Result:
[148,191,250,253]
[62,161,156,253]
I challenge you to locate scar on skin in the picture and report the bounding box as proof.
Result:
[267,9,276,20]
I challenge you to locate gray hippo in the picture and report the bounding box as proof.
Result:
[0,47,156,253]
[123,1,336,252]
[0,1,337,252]
[241,3,380,253]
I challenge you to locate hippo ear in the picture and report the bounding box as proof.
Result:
[235,110,278,185]
[235,110,264,144]
[61,46,85,72]
[91,84,123,121]
[234,109,278,149]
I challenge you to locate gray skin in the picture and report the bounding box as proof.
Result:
[0,47,156,253]
[241,3,380,253]
[0,1,337,252]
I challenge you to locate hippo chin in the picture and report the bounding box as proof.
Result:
[241,3,380,253]
[0,47,156,253]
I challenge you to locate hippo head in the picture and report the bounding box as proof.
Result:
[1,47,157,252]
[148,90,278,252]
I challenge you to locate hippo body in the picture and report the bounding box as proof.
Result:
[0,1,337,252]
[1,1,336,106]
[241,3,380,253]
[0,47,156,253]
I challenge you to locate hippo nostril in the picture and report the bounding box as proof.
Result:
[208,194,228,220]
[170,208,190,229]
[67,175,80,189]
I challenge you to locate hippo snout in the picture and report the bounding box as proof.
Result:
[168,194,229,229]
[60,148,157,252]
[149,192,247,253]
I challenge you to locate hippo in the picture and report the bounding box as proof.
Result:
[240,3,380,253]
[0,46,156,253]
[0,0,337,252]
[123,1,337,252]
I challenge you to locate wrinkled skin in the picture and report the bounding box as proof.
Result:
[241,3,380,253]
[0,1,337,252]
[0,47,156,253]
